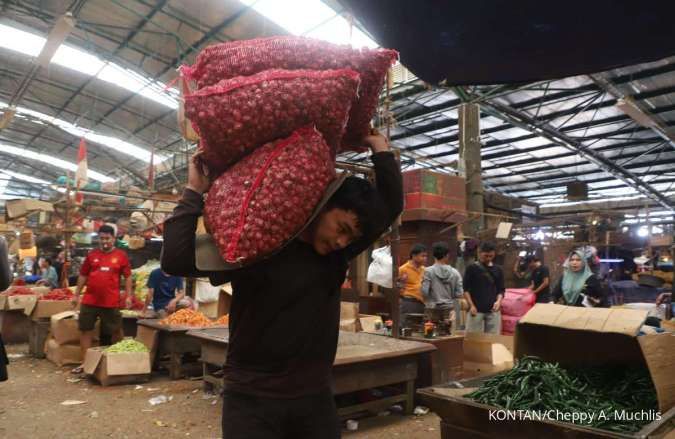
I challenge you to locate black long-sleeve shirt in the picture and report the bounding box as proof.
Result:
[161,152,402,398]
[551,274,607,307]
[463,262,505,313]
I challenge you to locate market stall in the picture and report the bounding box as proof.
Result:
[187,328,435,417]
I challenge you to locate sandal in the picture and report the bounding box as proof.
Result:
[71,365,84,374]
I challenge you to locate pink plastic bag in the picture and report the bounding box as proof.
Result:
[183,36,398,152]
[500,288,537,317]
[501,314,520,335]
[185,69,359,172]
[204,126,335,264]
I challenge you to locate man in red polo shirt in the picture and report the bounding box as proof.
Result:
[72,225,133,372]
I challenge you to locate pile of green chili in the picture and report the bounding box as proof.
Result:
[465,356,658,433]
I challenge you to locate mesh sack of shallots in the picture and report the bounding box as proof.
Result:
[182,36,398,152]
[204,126,335,264]
[184,68,359,172]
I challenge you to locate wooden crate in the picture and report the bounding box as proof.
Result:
[420,379,675,438]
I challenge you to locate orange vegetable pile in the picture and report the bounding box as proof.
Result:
[214,314,229,326]
[159,309,214,327]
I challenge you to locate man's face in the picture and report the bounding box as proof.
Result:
[98,232,115,252]
[528,260,538,270]
[412,252,428,266]
[310,208,361,255]
[479,250,496,265]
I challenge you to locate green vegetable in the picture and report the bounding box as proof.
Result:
[465,356,658,433]
[104,339,149,353]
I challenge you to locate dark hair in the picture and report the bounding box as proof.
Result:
[526,255,540,264]
[480,241,496,252]
[324,176,380,239]
[42,257,52,265]
[432,241,450,260]
[98,225,115,236]
[410,243,427,258]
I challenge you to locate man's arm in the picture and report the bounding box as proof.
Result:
[421,269,431,299]
[532,277,550,295]
[342,146,404,259]
[145,288,154,309]
[72,275,87,305]
[453,271,464,299]
[162,151,229,283]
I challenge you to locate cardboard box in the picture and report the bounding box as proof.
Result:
[0,293,6,310]
[44,337,82,366]
[339,301,359,332]
[83,329,157,386]
[50,311,98,345]
[31,300,75,320]
[7,294,38,313]
[516,304,674,413]
[5,199,54,219]
[462,332,514,375]
[358,314,383,333]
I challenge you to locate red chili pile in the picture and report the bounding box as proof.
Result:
[182,36,398,151]
[119,293,146,310]
[8,287,35,296]
[185,69,360,172]
[205,126,335,264]
[40,288,73,301]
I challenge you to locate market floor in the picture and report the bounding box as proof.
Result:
[0,344,441,439]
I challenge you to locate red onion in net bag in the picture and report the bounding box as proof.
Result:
[184,68,359,172]
[182,36,398,152]
[204,126,336,264]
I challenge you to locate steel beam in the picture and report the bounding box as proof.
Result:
[479,98,673,211]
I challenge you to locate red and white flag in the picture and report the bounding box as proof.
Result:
[75,138,87,204]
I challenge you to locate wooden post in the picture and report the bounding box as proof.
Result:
[62,173,73,288]
[385,68,401,338]
[458,103,483,238]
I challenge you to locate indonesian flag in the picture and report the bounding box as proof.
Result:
[75,138,87,204]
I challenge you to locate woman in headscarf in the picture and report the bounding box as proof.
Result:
[552,250,606,307]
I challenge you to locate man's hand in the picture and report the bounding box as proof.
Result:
[363,130,390,154]
[492,299,501,313]
[125,295,133,310]
[71,295,79,307]
[186,149,212,194]
[470,305,478,316]
[656,292,671,305]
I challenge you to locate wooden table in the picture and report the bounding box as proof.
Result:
[185,327,229,391]
[137,319,217,380]
[400,333,464,386]
[186,329,435,417]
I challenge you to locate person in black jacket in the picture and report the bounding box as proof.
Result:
[552,250,606,307]
[161,132,402,439]
[0,236,12,382]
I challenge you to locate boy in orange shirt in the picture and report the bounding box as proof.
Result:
[398,244,428,324]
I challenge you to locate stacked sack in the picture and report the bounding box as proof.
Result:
[500,288,537,335]
[182,36,398,265]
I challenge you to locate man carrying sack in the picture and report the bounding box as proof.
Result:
[162,132,402,438]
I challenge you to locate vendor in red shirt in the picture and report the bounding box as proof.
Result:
[71,225,133,373]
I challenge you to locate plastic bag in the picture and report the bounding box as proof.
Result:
[184,68,359,172]
[367,246,392,288]
[500,288,537,317]
[182,36,398,152]
[194,278,220,304]
[204,126,335,264]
